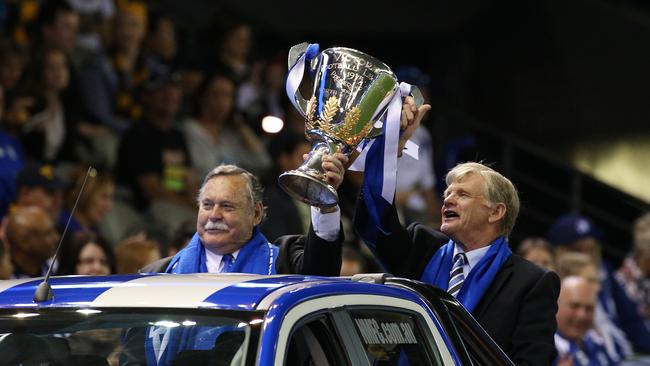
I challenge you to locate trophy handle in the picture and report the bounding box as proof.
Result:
[366,85,425,139]
[287,43,316,117]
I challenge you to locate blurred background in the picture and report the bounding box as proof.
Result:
[1,0,649,267]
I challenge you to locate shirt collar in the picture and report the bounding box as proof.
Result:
[205,249,240,273]
[453,243,491,271]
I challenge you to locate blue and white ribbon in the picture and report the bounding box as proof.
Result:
[349,82,419,203]
[285,42,419,207]
[286,43,320,115]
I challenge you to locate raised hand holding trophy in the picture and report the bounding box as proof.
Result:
[279,43,423,208]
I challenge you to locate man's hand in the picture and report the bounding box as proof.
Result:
[321,153,348,189]
[398,96,431,156]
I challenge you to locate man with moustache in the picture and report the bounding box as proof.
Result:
[142,160,347,276]
[124,162,346,365]
[351,97,560,365]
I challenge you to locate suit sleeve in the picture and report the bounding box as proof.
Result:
[509,269,560,366]
[274,224,343,276]
[353,191,447,279]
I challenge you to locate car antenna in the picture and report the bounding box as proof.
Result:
[34,166,96,303]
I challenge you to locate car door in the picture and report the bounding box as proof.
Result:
[273,294,456,366]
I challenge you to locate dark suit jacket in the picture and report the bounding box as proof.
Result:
[355,194,560,366]
[142,225,343,276]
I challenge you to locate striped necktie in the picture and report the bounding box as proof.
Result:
[221,254,234,273]
[448,253,467,297]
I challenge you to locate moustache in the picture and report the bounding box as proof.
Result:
[204,221,229,231]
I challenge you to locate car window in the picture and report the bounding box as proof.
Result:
[442,298,514,366]
[348,309,443,366]
[286,314,349,366]
[0,308,262,366]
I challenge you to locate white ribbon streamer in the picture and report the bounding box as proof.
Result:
[285,45,315,115]
[349,82,420,204]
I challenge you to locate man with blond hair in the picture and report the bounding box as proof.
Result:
[352,139,560,364]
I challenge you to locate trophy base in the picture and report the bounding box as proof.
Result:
[278,170,338,208]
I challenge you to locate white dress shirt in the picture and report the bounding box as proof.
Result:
[205,249,240,273]
[453,244,491,278]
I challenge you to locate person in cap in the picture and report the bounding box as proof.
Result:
[13,162,64,219]
[0,162,61,255]
[6,206,59,278]
[347,97,560,365]
[115,68,197,237]
[547,213,650,360]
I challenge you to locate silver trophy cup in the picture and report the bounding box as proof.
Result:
[279,43,422,208]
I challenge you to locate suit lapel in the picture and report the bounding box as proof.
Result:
[472,256,515,320]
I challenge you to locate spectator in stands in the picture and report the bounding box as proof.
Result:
[67,0,115,53]
[259,131,310,241]
[116,67,196,237]
[37,0,80,59]
[115,239,161,274]
[144,14,177,74]
[617,212,650,321]
[6,206,59,278]
[21,46,81,163]
[0,85,25,218]
[237,55,286,130]
[0,40,27,92]
[0,40,30,131]
[79,1,148,132]
[517,237,556,271]
[57,231,115,275]
[555,276,614,366]
[213,21,253,85]
[116,68,194,206]
[58,167,114,235]
[556,252,601,289]
[548,213,650,358]
[182,74,270,178]
[12,162,64,219]
[1,163,62,252]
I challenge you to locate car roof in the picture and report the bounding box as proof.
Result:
[0,273,350,311]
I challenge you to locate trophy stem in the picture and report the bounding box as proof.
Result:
[278,142,339,208]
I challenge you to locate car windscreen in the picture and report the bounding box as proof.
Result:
[0,308,263,366]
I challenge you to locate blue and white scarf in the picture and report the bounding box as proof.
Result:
[145,227,278,365]
[421,236,511,313]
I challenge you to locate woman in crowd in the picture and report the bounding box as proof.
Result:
[182,74,270,178]
[58,167,115,236]
[517,237,556,271]
[115,238,160,274]
[20,46,81,163]
[57,231,116,276]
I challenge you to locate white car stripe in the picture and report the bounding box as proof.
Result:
[0,278,36,293]
[92,274,266,308]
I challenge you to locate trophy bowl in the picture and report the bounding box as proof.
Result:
[279,44,400,208]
